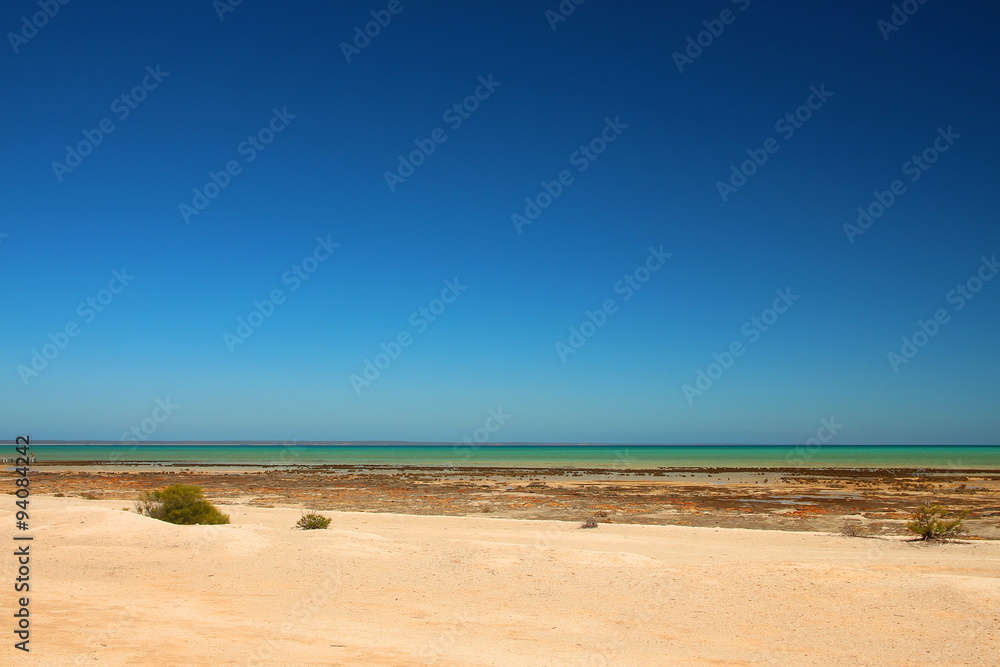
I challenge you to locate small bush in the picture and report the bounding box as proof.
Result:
[840,522,874,538]
[295,512,331,530]
[906,503,968,541]
[580,517,599,529]
[136,484,230,525]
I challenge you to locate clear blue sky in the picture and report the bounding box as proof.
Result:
[2,1,997,444]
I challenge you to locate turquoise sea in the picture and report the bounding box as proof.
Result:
[22,444,1000,469]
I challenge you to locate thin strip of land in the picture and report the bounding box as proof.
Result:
[27,464,1000,538]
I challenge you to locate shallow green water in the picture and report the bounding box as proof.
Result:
[21,444,1000,469]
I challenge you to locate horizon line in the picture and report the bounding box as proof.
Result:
[7,440,993,447]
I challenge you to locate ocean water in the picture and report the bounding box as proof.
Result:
[21,444,1000,469]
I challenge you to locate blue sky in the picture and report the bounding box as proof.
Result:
[2,1,998,444]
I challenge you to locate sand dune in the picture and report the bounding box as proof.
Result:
[9,497,1000,665]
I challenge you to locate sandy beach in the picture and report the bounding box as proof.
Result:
[9,495,1000,666]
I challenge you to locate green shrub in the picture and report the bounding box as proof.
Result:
[136,484,230,525]
[295,512,331,530]
[906,503,967,541]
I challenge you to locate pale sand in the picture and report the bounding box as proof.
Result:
[8,497,1000,666]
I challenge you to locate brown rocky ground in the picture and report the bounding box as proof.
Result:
[25,464,1000,539]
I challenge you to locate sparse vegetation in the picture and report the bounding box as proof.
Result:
[840,521,874,538]
[906,503,968,541]
[136,484,230,525]
[580,517,600,529]
[295,512,331,530]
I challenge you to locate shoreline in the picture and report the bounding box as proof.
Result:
[20,441,999,445]
[30,464,1000,539]
[24,463,1000,481]
[20,443,1000,471]
[27,459,1000,475]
